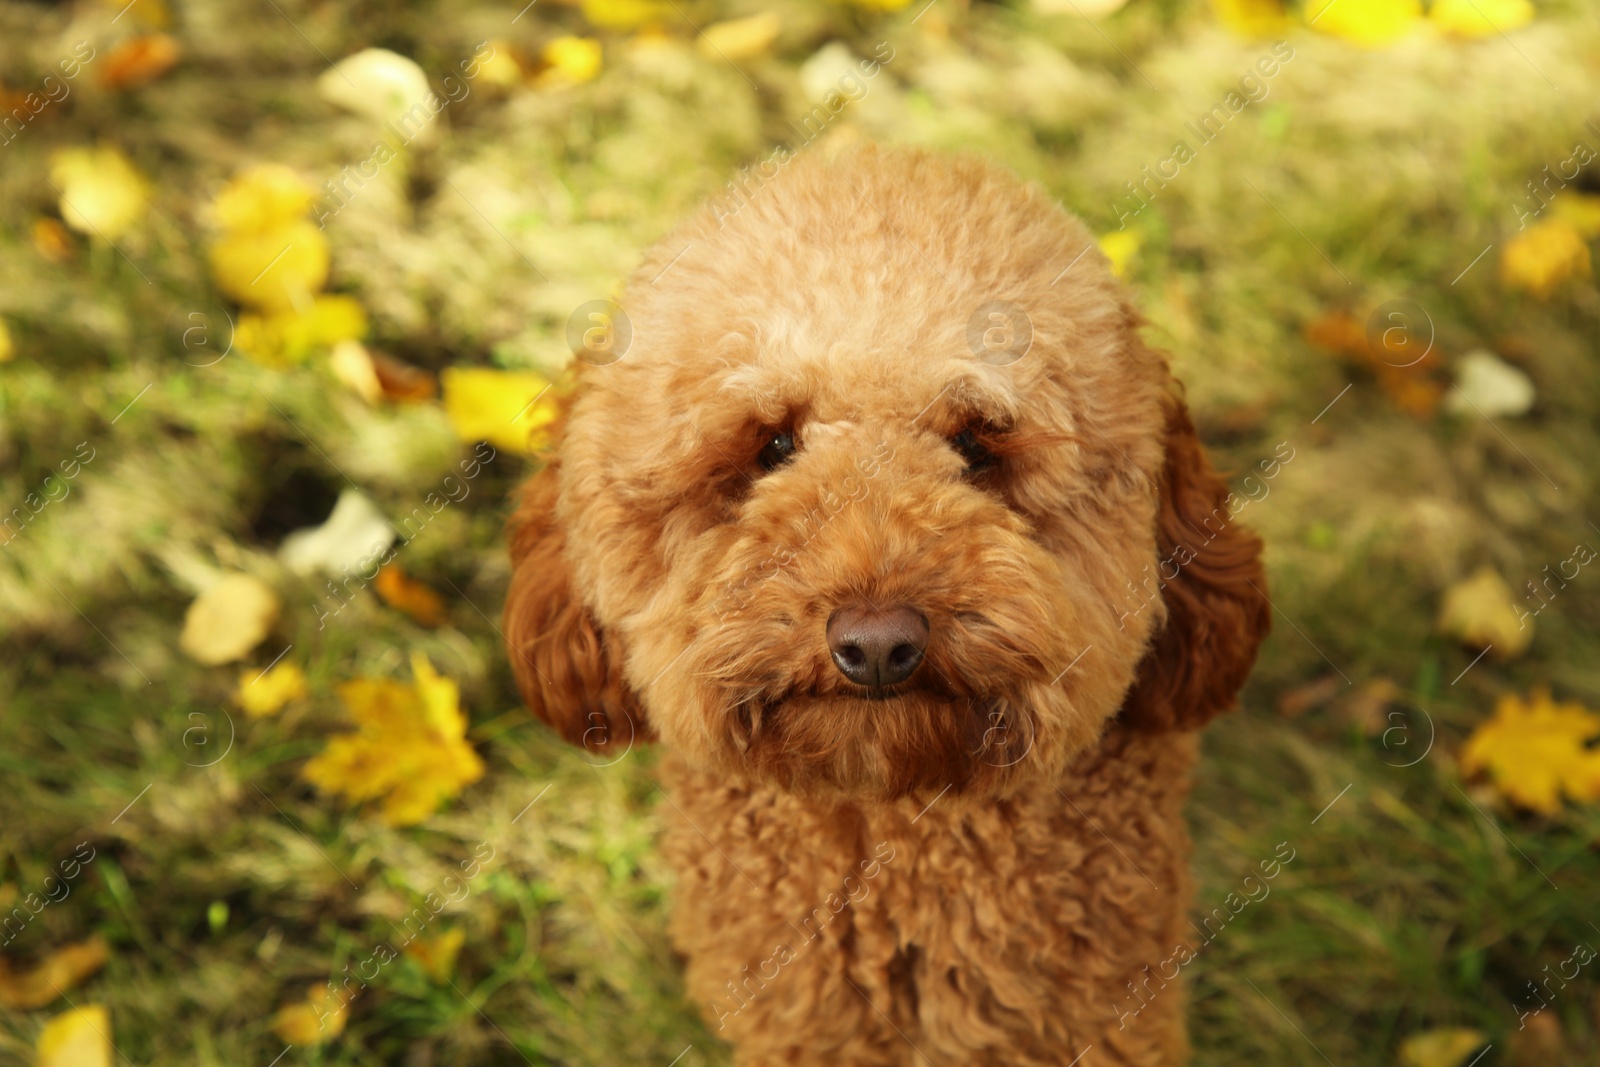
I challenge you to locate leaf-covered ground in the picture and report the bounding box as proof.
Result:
[3,0,1600,1064]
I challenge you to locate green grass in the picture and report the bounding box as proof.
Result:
[4,0,1600,1063]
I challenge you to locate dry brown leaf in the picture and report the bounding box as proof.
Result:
[31,218,75,264]
[373,565,448,628]
[1338,678,1403,736]
[98,34,181,90]
[371,351,439,402]
[1276,674,1344,718]
[1508,1009,1567,1066]
[1303,309,1446,417]
[0,936,109,1009]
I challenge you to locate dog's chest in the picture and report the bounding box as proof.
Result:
[659,728,1200,1052]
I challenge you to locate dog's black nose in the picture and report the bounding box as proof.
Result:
[826,604,929,688]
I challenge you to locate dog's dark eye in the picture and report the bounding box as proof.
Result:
[950,428,995,471]
[758,431,796,472]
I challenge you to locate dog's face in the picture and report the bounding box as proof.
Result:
[506,148,1269,801]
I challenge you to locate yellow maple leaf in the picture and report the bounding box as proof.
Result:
[441,367,559,454]
[1460,689,1600,815]
[1211,0,1287,36]
[1399,1028,1488,1067]
[49,147,149,240]
[237,661,309,718]
[35,1005,111,1067]
[1306,0,1422,47]
[303,653,484,826]
[1501,218,1592,298]
[0,318,13,363]
[404,927,466,983]
[273,982,351,1045]
[1429,0,1532,39]
[840,0,915,10]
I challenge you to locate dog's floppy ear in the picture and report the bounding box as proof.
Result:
[504,465,646,753]
[1119,398,1271,732]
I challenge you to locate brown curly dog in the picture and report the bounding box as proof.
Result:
[505,145,1270,1066]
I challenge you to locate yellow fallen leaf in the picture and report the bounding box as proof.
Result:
[537,36,602,88]
[0,318,12,363]
[1097,230,1140,278]
[179,573,280,666]
[1306,0,1422,47]
[330,339,384,403]
[1553,194,1600,240]
[1501,218,1592,298]
[1210,0,1286,36]
[1460,688,1600,815]
[235,295,367,367]
[273,982,351,1045]
[1399,1028,1488,1067]
[841,0,915,10]
[210,221,330,314]
[35,1005,111,1067]
[237,661,309,718]
[374,564,448,628]
[49,147,149,240]
[698,13,781,61]
[580,0,671,30]
[98,33,181,90]
[441,367,557,454]
[303,653,485,826]
[1437,567,1532,659]
[404,927,466,983]
[475,41,524,89]
[211,164,318,234]
[1429,0,1532,39]
[0,936,109,1009]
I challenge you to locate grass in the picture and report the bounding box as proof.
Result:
[3,0,1600,1063]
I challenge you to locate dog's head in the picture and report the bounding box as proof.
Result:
[505,147,1269,800]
